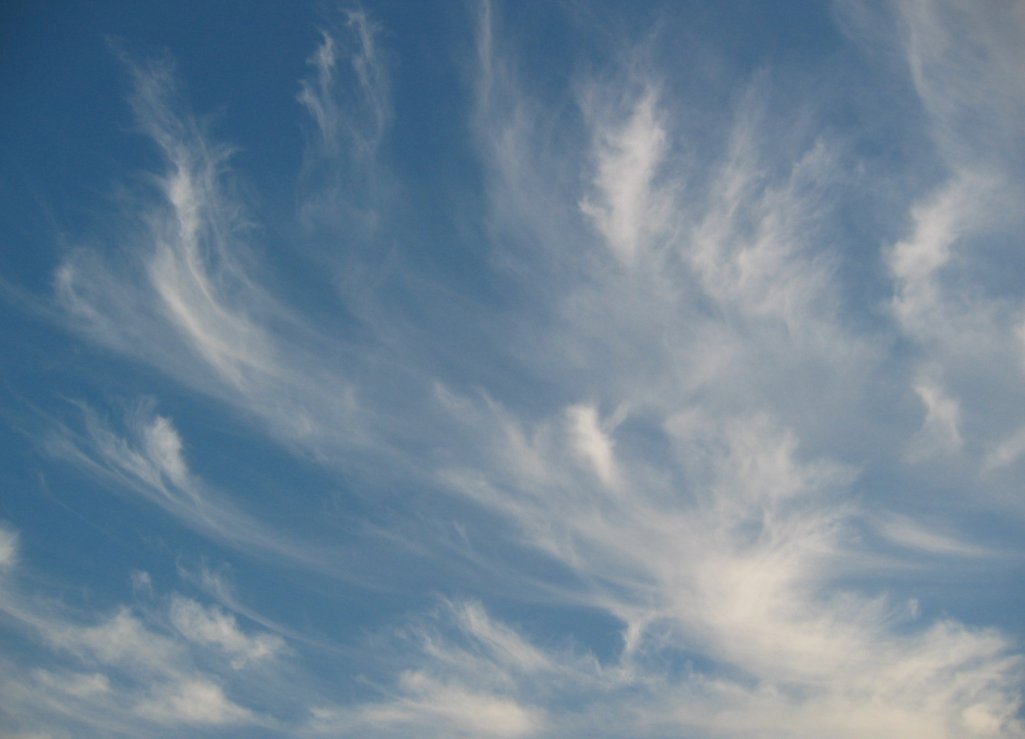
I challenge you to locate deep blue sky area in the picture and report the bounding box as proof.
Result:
[1,2,1024,737]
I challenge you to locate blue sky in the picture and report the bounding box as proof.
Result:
[2,1,1024,736]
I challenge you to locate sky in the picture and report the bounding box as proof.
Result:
[1,1,1024,736]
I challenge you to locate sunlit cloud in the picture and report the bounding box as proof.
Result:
[0,528,284,734]
[2,1,1024,736]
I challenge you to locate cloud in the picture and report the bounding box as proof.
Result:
[298,8,390,159]
[0,528,278,735]
[983,424,1025,473]
[566,404,618,487]
[909,375,963,459]
[686,99,841,332]
[470,0,593,280]
[876,0,1025,492]
[874,513,989,558]
[170,596,284,668]
[307,600,552,737]
[299,31,342,151]
[311,671,543,738]
[48,608,179,674]
[417,8,1025,730]
[5,2,1023,736]
[134,678,255,726]
[580,90,671,264]
[54,56,362,459]
[296,6,393,242]
[0,524,18,572]
[450,600,553,674]
[42,401,335,570]
[898,0,1025,172]
[302,591,1023,739]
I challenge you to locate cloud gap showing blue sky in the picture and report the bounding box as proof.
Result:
[1,1,1024,736]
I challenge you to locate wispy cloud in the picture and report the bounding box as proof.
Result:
[169,596,284,669]
[877,0,1025,493]
[908,374,963,459]
[135,678,255,726]
[310,671,545,738]
[412,3,1025,735]
[40,400,348,574]
[874,513,990,558]
[579,89,671,264]
[298,8,390,160]
[0,527,284,735]
[296,6,393,243]
[0,525,18,571]
[306,599,557,737]
[303,589,1023,738]
[5,1,1024,736]
[52,55,387,469]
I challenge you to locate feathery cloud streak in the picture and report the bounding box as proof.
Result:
[1,1,1024,736]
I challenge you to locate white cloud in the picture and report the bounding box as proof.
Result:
[355,671,542,738]
[54,57,362,458]
[307,600,551,737]
[0,524,18,572]
[298,31,340,151]
[302,587,1024,738]
[130,570,153,597]
[49,608,178,675]
[0,539,273,734]
[566,404,618,487]
[32,669,111,699]
[882,174,1011,376]
[687,109,840,332]
[886,180,974,340]
[879,0,1025,489]
[580,91,670,263]
[451,600,553,674]
[898,0,1025,171]
[298,9,390,159]
[170,596,283,668]
[43,401,336,571]
[7,2,1023,736]
[909,376,963,459]
[135,678,254,726]
[433,376,1023,736]
[296,7,392,240]
[874,513,989,558]
[983,424,1025,474]
[141,414,188,487]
